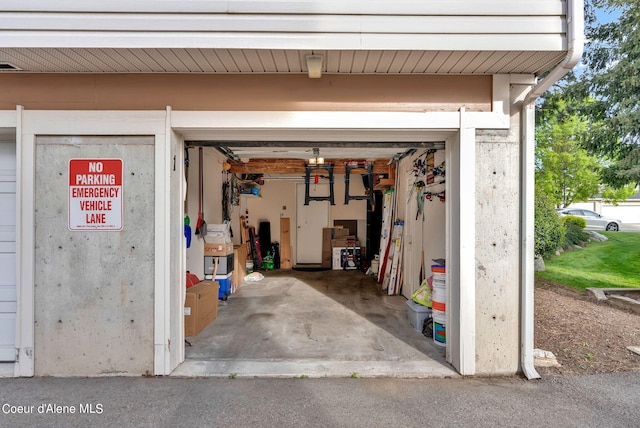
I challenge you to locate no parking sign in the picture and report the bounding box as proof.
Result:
[68,159,123,231]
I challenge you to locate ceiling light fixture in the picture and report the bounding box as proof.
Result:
[305,54,323,79]
[308,148,324,164]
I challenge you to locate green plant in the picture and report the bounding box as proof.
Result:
[534,192,565,258]
[295,374,309,379]
[561,215,589,246]
[228,373,237,379]
[562,215,586,229]
[350,372,359,378]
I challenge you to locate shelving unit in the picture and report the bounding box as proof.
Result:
[374,164,396,190]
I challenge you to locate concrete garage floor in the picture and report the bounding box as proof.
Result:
[173,269,458,378]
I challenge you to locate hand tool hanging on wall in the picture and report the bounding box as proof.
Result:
[221,168,233,238]
[184,215,192,248]
[195,147,207,236]
[184,146,193,246]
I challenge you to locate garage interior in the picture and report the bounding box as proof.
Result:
[176,139,455,377]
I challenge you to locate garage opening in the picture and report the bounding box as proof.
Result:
[175,140,456,377]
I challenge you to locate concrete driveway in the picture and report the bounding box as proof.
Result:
[621,223,640,232]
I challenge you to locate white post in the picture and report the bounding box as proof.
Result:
[153,109,172,375]
[446,108,476,375]
[15,106,35,377]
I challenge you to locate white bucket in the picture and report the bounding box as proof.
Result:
[431,272,447,282]
[431,279,446,312]
[433,309,446,346]
[246,260,254,274]
[370,258,379,274]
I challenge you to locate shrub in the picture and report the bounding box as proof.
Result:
[561,215,589,246]
[534,192,565,258]
[561,215,586,229]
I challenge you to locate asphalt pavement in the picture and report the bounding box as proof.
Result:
[1,372,639,427]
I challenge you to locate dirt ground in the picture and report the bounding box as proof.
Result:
[534,279,640,375]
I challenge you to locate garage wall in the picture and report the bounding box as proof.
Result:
[34,136,155,376]
[185,147,226,278]
[243,179,296,252]
[397,150,447,299]
[241,176,368,265]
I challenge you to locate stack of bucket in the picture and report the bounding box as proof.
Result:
[431,264,446,346]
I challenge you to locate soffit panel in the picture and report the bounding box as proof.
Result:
[0,48,565,75]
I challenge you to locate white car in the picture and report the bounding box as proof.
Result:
[557,208,622,231]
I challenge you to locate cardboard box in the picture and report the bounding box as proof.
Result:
[184,281,219,336]
[321,250,332,268]
[206,223,232,243]
[204,242,234,256]
[322,227,343,268]
[322,227,349,249]
[331,236,359,249]
[322,228,336,256]
[233,243,248,290]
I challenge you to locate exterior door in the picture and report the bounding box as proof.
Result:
[0,141,16,361]
[296,183,329,264]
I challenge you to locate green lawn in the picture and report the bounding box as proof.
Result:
[536,232,640,291]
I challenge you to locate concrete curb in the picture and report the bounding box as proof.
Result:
[586,288,640,314]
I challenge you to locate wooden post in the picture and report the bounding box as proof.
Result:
[280,217,292,269]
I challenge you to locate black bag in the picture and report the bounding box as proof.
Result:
[422,314,433,339]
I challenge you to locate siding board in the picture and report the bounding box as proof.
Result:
[0,1,565,16]
[0,14,564,35]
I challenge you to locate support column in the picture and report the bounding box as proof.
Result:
[15,105,34,377]
[446,108,476,375]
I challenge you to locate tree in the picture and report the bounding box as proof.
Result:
[579,0,640,187]
[535,97,601,207]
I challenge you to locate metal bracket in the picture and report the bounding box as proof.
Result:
[344,161,374,207]
[304,164,335,205]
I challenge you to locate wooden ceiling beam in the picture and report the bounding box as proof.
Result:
[229,158,391,175]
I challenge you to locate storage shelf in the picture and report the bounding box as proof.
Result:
[374,178,395,190]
